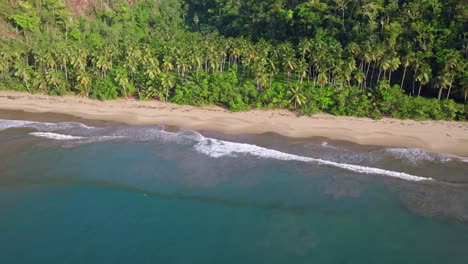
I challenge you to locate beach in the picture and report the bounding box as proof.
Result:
[0,91,467,156]
[2,91,468,263]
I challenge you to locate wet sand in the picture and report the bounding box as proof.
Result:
[0,91,467,156]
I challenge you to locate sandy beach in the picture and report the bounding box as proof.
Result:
[0,91,467,156]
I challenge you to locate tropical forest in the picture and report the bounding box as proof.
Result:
[0,0,467,120]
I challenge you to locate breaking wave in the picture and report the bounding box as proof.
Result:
[385,147,465,164]
[3,118,463,182]
[30,132,84,140]
[0,119,92,131]
[194,139,432,182]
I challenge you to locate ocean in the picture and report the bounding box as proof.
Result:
[1,111,468,264]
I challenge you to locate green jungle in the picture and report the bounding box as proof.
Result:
[0,0,467,120]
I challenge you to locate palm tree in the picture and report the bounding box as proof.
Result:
[162,56,174,73]
[14,62,32,92]
[160,73,174,102]
[76,70,91,97]
[252,61,268,90]
[287,84,307,109]
[71,49,88,72]
[400,54,412,90]
[354,69,365,90]
[46,70,63,92]
[266,57,278,87]
[434,73,450,100]
[283,55,297,86]
[377,57,390,83]
[94,54,111,79]
[317,71,328,88]
[410,53,423,95]
[298,39,311,60]
[297,59,308,84]
[55,47,69,81]
[388,57,400,83]
[32,71,48,93]
[416,64,431,97]
[114,70,130,98]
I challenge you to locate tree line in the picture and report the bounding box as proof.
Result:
[0,0,466,120]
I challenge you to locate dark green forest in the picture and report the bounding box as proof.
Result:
[0,0,466,120]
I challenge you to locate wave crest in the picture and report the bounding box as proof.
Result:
[386,148,457,164]
[0,119,92,132]
[30,132,83,140]
[195,139,432,182]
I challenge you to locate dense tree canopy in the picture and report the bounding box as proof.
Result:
[0,0,466,120]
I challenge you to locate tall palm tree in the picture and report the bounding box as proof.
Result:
[297,59,308,84]
[354,69,365,90]
[416,64,431,97]
[400,54,413,90]
[435,73,450,100]
[388,57,400,83]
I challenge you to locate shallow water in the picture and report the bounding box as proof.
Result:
[1,116,468,263]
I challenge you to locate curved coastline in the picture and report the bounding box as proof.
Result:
[0,91,467,157]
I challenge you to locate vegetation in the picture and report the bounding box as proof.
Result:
[0,0,466,120]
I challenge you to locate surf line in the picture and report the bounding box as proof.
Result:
[194,138,433,182]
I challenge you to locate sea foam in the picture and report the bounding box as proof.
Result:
[385,147,460,164]
[0,119,92,131]
[0,118,440,182]
[30,132,84,140]
[194,138,433,182]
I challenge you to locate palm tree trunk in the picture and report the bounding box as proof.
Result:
[446,80,453,100]
[438,87,443,100]
[400,67,407,90]
[418,83,422,97]
[370,63,376,86]
[365,62,371,81]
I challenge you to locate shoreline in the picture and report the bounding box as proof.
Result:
[0,91,467,156]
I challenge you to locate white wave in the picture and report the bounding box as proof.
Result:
[75,135,127,144]
[386,148,456,164]
[0,119,92,132]
[194,139,432,182]
[30,132,84,140]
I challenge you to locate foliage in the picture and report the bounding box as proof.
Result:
[0,0,466,121]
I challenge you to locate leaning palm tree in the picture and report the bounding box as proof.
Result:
[400,54,413,89]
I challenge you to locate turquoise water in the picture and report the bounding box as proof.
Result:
[1,117,468,263]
